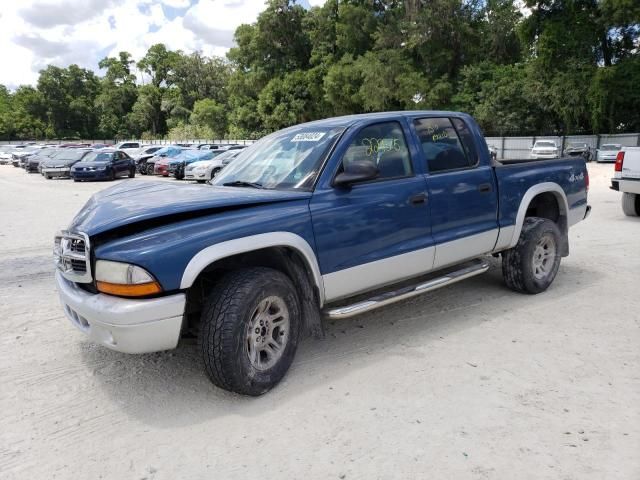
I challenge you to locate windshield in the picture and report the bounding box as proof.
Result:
[52,149,90,161]
[601,145,620,151]
[535,141,556,148]
[213,126,344,190]
[83,151,114,162]
[38,148,59,156]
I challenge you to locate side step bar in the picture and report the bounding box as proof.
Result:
[324,259,490,319]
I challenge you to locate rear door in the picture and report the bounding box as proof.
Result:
[310,120,433,302]
[413,116,499,269]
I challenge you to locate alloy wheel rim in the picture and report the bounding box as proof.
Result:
[532,234,556,280]
[246,296,289,371]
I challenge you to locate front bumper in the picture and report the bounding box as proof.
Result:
[185,170,207,180]
[42,167,71,177]
[55,271,185,354]
[72,169,109,180]
[611,178,640,195]
[530,153,558,159]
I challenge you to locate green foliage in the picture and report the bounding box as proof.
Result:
[0,1,638,141]
[167,122,215,141]
[191,99,227,137]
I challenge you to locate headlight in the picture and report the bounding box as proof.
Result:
[95,260,162,297]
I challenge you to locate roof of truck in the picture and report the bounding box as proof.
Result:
[293,111,468,129]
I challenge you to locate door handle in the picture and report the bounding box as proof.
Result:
[409,193,427,205]
[478,183,492,193]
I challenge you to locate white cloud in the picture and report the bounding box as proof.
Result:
[0,0,273,89]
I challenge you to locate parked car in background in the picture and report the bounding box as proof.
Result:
[610,146,640,216]
[197,144,221,150]
[221,149,243,168]
[530,140,559,159]
[564,142,593,161]
[153,155,182,176]
[71,149,136,181]
[185,149,242,182]
[144,146,185,175]
[132,146,164,174]
[25,147,59,172]
[53,111,590,395]
[41,148,93,179]
[114,141,141,150]
[596,144,622,163]
[0,145,16,164]
[90,143,111,149]
[169,150,221,179]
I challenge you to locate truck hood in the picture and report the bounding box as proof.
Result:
[69,181,311,236]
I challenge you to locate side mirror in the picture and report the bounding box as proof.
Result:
[334,160,379,187]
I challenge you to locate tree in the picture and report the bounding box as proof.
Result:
[137,43,180,87]
[95,52,138,137]
[190,99,227,137]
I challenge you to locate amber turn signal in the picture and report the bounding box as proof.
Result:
[96,281,162,297]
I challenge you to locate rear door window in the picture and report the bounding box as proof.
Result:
[414,117,472,173]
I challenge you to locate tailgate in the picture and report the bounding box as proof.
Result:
[621,147,640,179]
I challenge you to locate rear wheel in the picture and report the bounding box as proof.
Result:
[199,267,300,396]
[621,193,640,217]
[502,217,562,294]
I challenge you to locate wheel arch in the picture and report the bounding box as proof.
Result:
[180,232,324,299]
[180,233,325,339]
[508,182,569,254]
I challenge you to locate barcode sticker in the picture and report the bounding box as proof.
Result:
[291,132,325,142]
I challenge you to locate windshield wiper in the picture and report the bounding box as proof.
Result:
[222,180,264,189]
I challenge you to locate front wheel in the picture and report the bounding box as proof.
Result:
[128,167,135,178]
[210,167,221,180]
[199,267,300,396]
[502,217,562,294]
[622,193,640,217]
[146,164,154,175]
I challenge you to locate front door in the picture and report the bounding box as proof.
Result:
[310,120,433,302]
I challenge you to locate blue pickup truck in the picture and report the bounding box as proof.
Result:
[54,111,590,395]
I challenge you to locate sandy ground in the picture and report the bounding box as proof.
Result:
[0,163,638,480]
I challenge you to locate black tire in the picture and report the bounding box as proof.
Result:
[621,193,640,217]
[128,167,135,178]
[45,174,51,179]
[502,217,562,294]
[108,169,115,181]
[210,167,221,180]
[146,163,154,175]
[199,267,301,396]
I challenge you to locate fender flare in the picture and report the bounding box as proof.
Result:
[180,232,326,305]
[507,182,569,249]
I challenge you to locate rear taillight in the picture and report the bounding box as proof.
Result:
[615,151,625,172]
[585,169,589,193]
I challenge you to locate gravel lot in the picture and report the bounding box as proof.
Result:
[1,163,638,480]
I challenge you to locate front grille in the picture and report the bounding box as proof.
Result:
[54,231,92,283]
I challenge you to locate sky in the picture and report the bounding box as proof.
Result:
[0,0,325,89]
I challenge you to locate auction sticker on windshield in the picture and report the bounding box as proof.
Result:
[291,132,326,142]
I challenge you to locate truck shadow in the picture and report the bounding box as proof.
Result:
[79,258,598,427]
